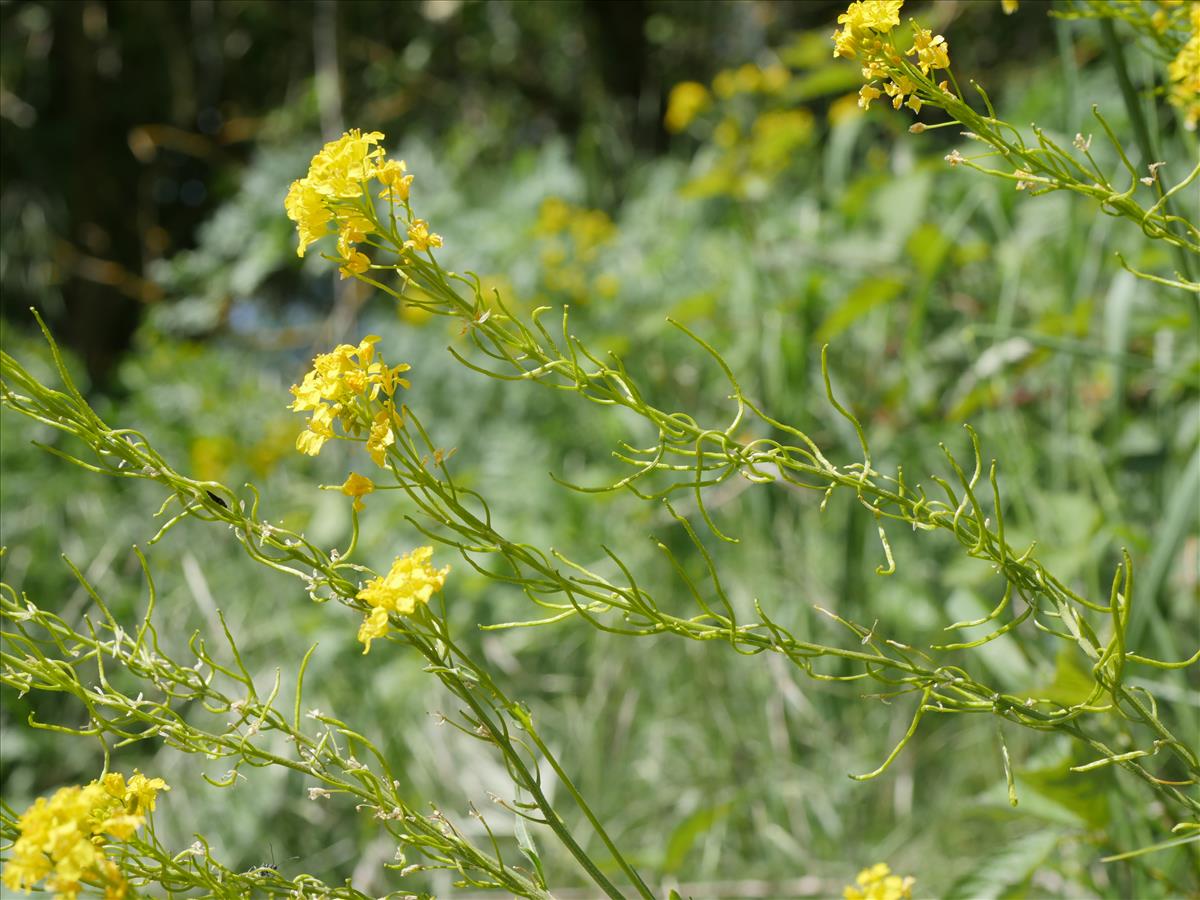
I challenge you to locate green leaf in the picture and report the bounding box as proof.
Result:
[662,802,731,874]
[513,813,546,886]
[1019,746,1112,830]
[1022,646,1097,708]
[815,277,905,344]
[943,830,1061,900]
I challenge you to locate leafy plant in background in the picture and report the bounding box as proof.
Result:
[2,1,1198,897]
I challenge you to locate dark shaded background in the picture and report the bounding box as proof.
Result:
[0,0,1050,385]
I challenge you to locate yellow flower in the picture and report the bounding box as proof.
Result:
[284,179,332,258]
[1001,0,1018,12]
[98,814,143,841]
[405,219,444,253]
[843,863,915,900]
[664,81,711,133]
[340,472,376,511]
[297,425,330,457]
[377,158,414,202]
[833,26,865,60]
[306,129,385,199]
[884,73,918,109]
[123,772,168,815]
[907,27,950,73]
[357,605,391,652]
[838,1,904,34]
[858,83,884,109]
[2,773,166,900]
[339,250,371,279]
[336,213,374,248]
[378,362,412,398]
[284,129,389,256]
[355,546,450,652]
[832,1,903,61]
[366,409,396,466]
[290,337,408,458]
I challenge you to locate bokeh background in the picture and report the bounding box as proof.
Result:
[2,0,1197,896]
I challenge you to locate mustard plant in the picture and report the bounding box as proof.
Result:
[2,1,1198,896]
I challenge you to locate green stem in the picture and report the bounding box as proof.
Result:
[1099,18,1196,282]
[411,627,638,899]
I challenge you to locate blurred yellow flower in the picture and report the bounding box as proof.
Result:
[535,197,573,234]
[749,109,815,172]
[713,117,740,148]
[1002,0,1018,12]
[665,81,712,132]
[340,472,376,511]
[594,272,621,298]
[356,546,450,652]
[569,208,616,256]
[761,64,791,93]
[843,863,915,900]
[712,68,738,98]
[829,92,865,125]
[734,63,764,93]
[1167,9,1200,130]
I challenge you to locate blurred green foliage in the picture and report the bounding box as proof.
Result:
[2,0,1197,897]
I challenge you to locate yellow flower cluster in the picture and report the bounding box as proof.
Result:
[832,0,904,59]
[535,198,616,259]
[664,63,791,134]
[2,772,168,900]
[530,197,620,301]
[284,129,439,277]
[285,129,385,258]
[712,62,790,99]
[843,863,916,900]
[1167,4,1200,130]
[356,546,450,652]
[832,0,951,114]
[289,336,410,460]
